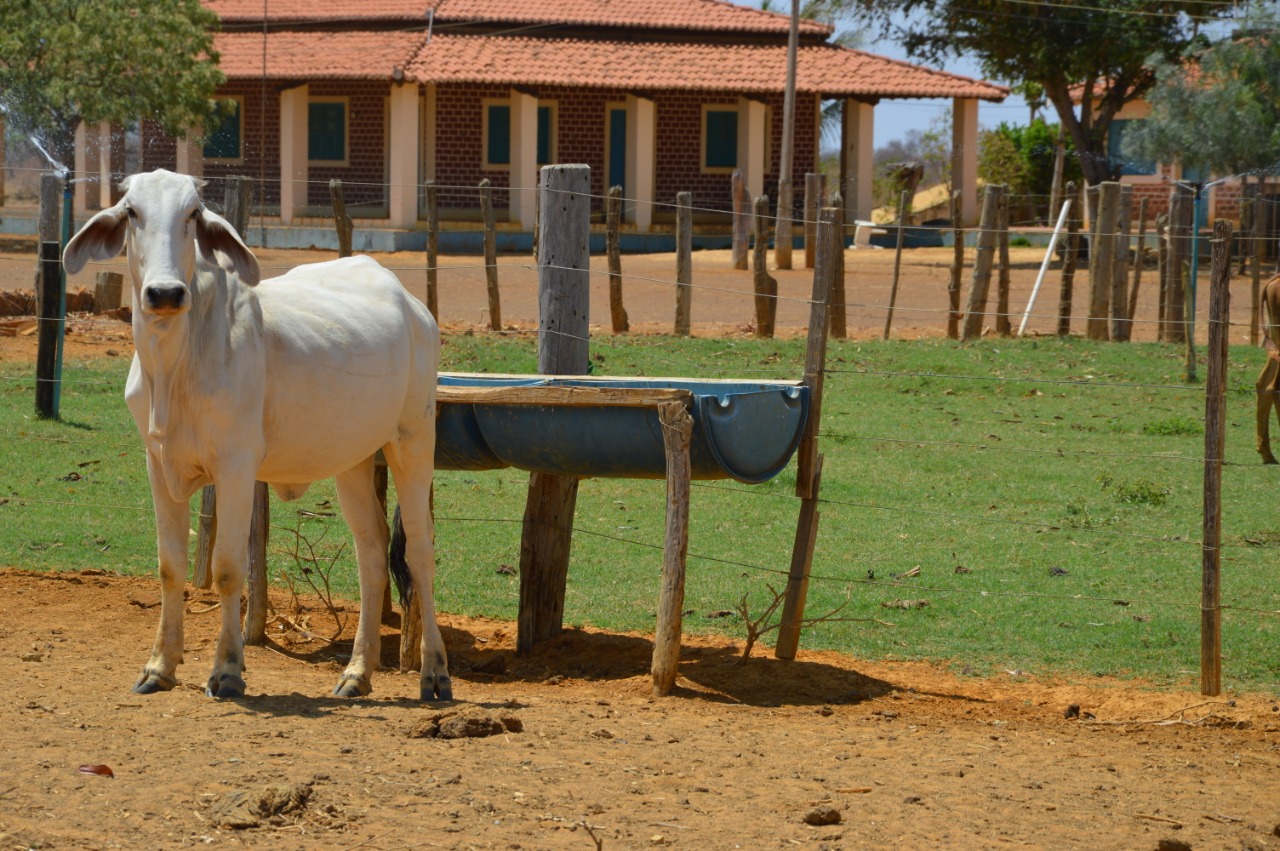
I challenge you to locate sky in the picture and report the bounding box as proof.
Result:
[738,0,1031,150]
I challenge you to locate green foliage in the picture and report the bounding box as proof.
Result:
[1142,415,1203,436]
[1096,472,1170,506]
[1129,6,1280,178]
[843,0,1237,186]
[979,120,1084,223]
[0,0,224,166]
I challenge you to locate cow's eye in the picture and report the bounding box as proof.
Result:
[126,207,137,219]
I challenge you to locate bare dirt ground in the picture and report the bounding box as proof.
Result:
[3,246,1279,849]
[3,569,1279,850]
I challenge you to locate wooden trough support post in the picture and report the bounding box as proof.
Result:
[752,194,777,338]
[651,400,694,697]
[517,164,591,655]
[1200,218,1232,696]
[606,185,628,333]
[35,172,66,420]
[775,206,836,661]
[675,192,693,336]
[425,181,439,318]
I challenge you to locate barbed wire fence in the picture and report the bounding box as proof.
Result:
[1,165,1277,696]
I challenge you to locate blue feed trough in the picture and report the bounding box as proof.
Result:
[436,373,809,484]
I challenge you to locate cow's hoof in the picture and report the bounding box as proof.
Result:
[421,675,453,702]
[333,675,371,698]
[205,673,246,699]
[1263,456,1278,465]
[132,669,176,694]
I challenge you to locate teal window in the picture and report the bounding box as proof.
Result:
[704,109,738,170]
[486,103,554,167]
[309,101,346,162]
[1108,119,1155,177]
[203,101,241,160]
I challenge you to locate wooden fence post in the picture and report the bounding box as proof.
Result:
[1200,218,1232,696]
[775,206,835,661]
[948,190,963,339]
[732,171,750,271]
[829,191,847,340]
[425,181,439,318]
[803,172,823,269]
[775,179,794,271]
[651,400,693,697]
[35,173,65,420]
[674,191,692,336]
[1126,197,1149,342]
[517,164,591,655]
[961,184,1004,341]
[329,179,353,257]
[1164,185,1191,345]
[1087,181,1120,341]
[93,271,123,313]
[480,178,501,331]
[996,188,1012,337]
[1251,196,1262,346]
[1057,181,1080,337]
[884,189,910,340]
[606,185,628,333]
[1109,185,1133,342]
[753,194,777,338]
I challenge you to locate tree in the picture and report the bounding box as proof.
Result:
[0,0,223,174]
[1129,8,1280,179]
[845,0,1234,187]
[979,120,1083,223]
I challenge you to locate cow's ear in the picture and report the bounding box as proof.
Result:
[63,203,129,273]
[196,207,260,287]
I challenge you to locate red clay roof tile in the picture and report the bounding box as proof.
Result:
[406,34,1008,100]
[430,0,832,35]
[215,31,426,79]
[206,0,430,25]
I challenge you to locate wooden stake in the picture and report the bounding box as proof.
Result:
[674,191,692,336]
[1200,218,1232,697]
[1087,181,1120,341]
[243,482,270,645]
[804,172,823,269]
[753,194,777,338]
[1165,185,1191,345]
[1110,185,1132,342]
[1057,181,1080,337]
[651,400,693,697]
[1127,197,1149,341]
[732,171,749,271]
[329,179,353,257]
[93,271,123,314]
[480,178,501,331]
[517,165,591,655]
[1251,195,1262,346]
[996,188,1012,337]
[775,207,836,661]
[775,178,793,270]
[829,191,847,340]
[425,181,439,318]
[947,190,963,339]
[884,189,909,340]
[961,184,1004,341]
[606,185,628,333]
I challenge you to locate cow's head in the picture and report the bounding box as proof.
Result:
[64,169,260,319]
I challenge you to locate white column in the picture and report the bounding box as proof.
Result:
[388,83,421,227]
[842,99,875,224]
[509,89,538,227]
[737,97,767,201]
[952,96,979,226]
[625,94,656,231]
[279,84,309,224]
[175,127,203,182]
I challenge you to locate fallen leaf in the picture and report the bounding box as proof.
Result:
[78,764,115,778]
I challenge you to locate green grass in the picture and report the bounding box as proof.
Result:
[3,334,1279,693]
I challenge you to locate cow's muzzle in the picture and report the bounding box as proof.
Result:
[142,283,189,316]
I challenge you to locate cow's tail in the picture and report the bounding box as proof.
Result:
[388,504,413,606]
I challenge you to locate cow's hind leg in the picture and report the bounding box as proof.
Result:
[1257,349,1280,464]
[204,473,256,698]
[332,457,391,698]
[134,450,190,693]
[385,451,449,701]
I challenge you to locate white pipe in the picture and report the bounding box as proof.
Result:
[1017,198,1073,337]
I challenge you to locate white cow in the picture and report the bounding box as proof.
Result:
[63,169,450,701]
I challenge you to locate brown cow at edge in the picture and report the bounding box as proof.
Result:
[1256,275,1280,463]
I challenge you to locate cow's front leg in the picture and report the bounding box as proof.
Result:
[205,473,256,698]
[134,450,191,694]
[332,459,389,698]
[1257,353,1280,464]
